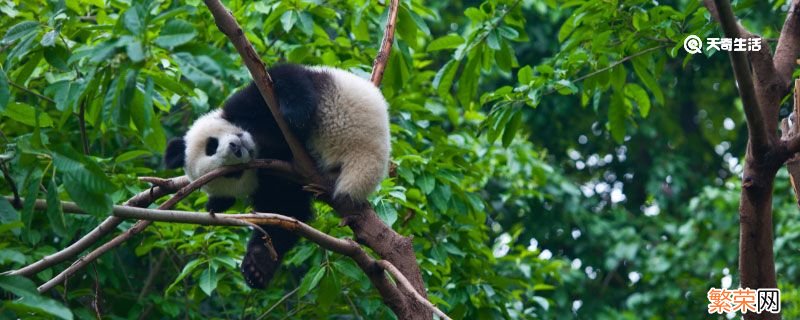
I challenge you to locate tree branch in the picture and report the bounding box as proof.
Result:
[377,260,452,320]
[202,0,321,183]
[35,160,294,292]
[711,0,770,154]
[774,0,800,87]
[4,176,190,277]
[370,0,400,86]
[200,1,430,318]
[25,200,451,319]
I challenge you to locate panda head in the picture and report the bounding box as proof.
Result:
[165,110,258,197]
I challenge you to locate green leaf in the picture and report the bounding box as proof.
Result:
[39,30,56,47]
[417,173,435,195]
[608,91,630,143]
[624,83,651,117]
[123,5,145,35]
[0,275,73,320]
[396,5,417,44]
[199,266,218,296]
[126,40,144,62]
[432,60,458,98]
[166,259,204,295]
[154,20,197,49]
[43,45,70,70]
[632,55,664,105]
[332,260,363,281]
[2,21,39,44]
[281,10,296,32]
[3,103,53,127]
[0,68,9,112]
[297,12,314,36]
[427,34,464,52]
[501,109,522,147]
[61,171,113,216]
[375,200,398,226]
[517,65,533,84]
[0,197,19,223]
[46,179,67,237]
[486,30,500,50]
[298,266,325,296]
[317,268,339,309]
[115,150,151,163]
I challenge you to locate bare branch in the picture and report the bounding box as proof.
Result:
[42,201,449,318]
[377,260,452,320]
[775,0,800,87]
[5,176,189,277]
[202,0,321,184]
[370,0,400,86]
[711,0,770,153]
[33,160,295,292]
[7,160,293,279]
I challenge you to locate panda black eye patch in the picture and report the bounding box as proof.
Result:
[205,137,219,156]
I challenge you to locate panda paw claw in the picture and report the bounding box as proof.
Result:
[302,183,329,198]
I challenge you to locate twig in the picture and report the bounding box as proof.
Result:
[370,0,400,86]
[8,81,55,104]
[569,45,668,84]
[257,286,300,320]
[137,250,167,301]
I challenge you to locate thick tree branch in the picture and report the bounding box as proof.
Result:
[370,0,399,86]
[711,0,770,154]
[202,0,320,183]
[201,1,430,318]
[377,260,451,320]
[774,0,800,87]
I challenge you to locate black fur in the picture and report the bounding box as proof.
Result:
[220,64,325,289]
[164,138,186,169]
[205,137,219,156]
[165,64,330,289]
[206,196,235,213]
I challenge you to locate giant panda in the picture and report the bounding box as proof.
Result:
[164,64,391,289]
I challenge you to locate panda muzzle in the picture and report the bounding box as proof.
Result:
[229,142,243,158]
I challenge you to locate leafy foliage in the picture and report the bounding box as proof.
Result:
[1,0,798,319]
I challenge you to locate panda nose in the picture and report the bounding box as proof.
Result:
[230,142,242,158]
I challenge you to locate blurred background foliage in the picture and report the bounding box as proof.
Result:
[0,0,799,318]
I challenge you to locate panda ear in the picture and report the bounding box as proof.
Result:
[164,138,186,169]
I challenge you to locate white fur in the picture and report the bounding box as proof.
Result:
[183,110,259,199]
[306,66,391,200]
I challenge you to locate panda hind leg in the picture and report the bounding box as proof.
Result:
[240,226,301,289]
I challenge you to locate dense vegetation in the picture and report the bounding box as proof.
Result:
[0,0,798,319]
